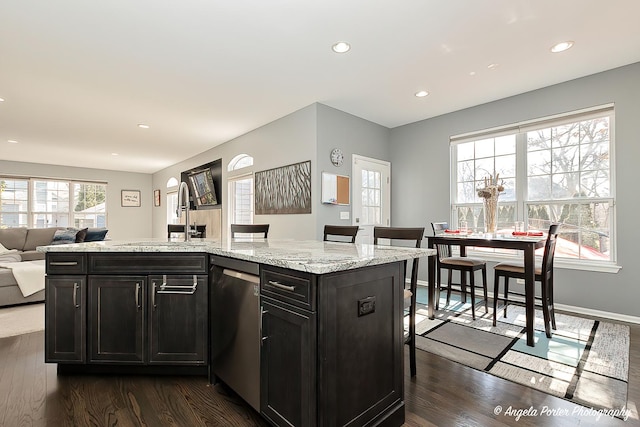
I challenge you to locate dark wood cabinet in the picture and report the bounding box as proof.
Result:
[260,296,316,427]
[260,262,405,427]
[45,276,86,363]
[148,274,208,364]
[46,253,208,369]
[317,263,405,427]
[88,275,146,364]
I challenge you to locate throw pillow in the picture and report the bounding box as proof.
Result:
[75,228,89,243]
[51,228,80,245]
[84,228,108,242]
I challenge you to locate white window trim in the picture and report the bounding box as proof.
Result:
[449,104,617,273]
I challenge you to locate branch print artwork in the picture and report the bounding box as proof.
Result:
[255,160,312,214]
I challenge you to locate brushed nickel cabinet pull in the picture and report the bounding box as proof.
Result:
[50,261,78,266]
[73,283,79,308]
[152,281,157,310]
[268,280,295,292]
[135,283,141,309]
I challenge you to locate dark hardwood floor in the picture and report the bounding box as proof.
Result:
[1,317,638,426]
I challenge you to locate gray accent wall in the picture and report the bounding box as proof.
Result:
[389,62,640,318]
[315,104,391,239]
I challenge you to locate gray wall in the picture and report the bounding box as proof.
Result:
[152,104,318,240]
[152,103,392,241]
[389,62,640,318]
[315,104,391,238]
[0,160,152,239]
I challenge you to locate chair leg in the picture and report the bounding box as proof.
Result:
[409,295,417,376]
[435,268,441,310]
[540,278,552,338]
[460,270,467,303]
[481,266,488,313]
[549,274,557,330]
[493,272,500,326]
[469,271,476,320]
[503,277,509,319]
[446,269,453,307]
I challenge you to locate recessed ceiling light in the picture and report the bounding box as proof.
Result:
[550,41,574,53]
[469,71,476,76]
[137,123,150,129]
[487,63,499,70]
[331,41,351,54]
[8,139,18,144]
[0,97,5,102]
[415,90,429,98]
[111,152,119,156]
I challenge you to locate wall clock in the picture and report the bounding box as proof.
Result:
[330,148,344,167]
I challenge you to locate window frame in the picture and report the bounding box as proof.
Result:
[449,104,619,273]
[1,175,107,229]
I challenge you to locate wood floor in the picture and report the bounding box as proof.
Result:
[1,318,638,427]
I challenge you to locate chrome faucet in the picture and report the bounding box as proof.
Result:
[176,181,191,241]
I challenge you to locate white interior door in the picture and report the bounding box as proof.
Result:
[352,155,391,244]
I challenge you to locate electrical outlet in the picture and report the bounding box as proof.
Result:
[340,211,350,220]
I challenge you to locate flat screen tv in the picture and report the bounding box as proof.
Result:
[188,169,218,206]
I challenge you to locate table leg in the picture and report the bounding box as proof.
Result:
[427,242,435,319]
[524,245,535,347]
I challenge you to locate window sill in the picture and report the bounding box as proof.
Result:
[465,250,622,274]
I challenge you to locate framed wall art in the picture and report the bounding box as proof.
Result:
[255,160,311,214]
[154,189,161,207]
[121,190,141,207]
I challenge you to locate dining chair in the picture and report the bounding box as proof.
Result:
[430,222,488,319]
[168,224,206,238]
[492,224,560,338]
[323,225,359,243]
[230,224,270,238]
[373,226,425,377]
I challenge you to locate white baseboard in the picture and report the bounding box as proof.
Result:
[415,280,640,325]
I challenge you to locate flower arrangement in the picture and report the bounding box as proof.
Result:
[477,173,504,233]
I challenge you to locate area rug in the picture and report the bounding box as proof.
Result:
[0,303,45,339]
[413,293,629,416]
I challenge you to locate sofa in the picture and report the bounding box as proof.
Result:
[0,227,108,307]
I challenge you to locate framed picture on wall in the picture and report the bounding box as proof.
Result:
[154,189,161,207]
[121,190,141,207]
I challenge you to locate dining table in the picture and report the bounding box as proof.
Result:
[426,231,547,347]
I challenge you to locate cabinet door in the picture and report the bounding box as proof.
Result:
[45,276,86,363]
[260,297,316,427]
[88,276,146,363]
[148,275,208,364]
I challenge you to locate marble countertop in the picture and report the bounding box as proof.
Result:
[37,238,435,275]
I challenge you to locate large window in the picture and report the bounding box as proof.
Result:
[0,177,107,229]
[451,105,615,268]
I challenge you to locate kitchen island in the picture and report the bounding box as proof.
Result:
[40,238,434,427]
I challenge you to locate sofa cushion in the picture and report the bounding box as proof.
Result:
[84,228,109,242]
[51,228,81,245]
[23,227,61,251]
[0,228,28,250]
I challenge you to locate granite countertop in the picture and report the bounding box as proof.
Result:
[38,238,436,274]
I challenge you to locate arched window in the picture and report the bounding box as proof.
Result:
[228,154,254,171]
[227,154,255,227]
[166,177,179,224]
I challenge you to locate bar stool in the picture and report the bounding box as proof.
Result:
[323,225,359,243]
[230,224,270,238]
[431,222,488,319]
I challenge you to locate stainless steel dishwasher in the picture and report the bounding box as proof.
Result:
[210,255,261,411]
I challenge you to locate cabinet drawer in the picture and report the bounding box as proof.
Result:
[89,253,207,274]
[261,267,315,310]
[46,253,87,275]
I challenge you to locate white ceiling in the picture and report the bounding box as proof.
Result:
[2,0,639,174]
